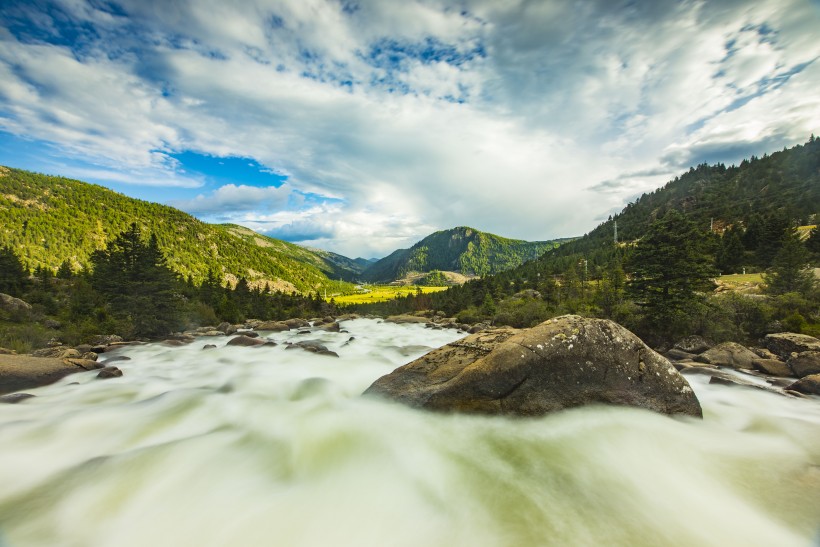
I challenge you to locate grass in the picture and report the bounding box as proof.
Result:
[328,285,449,305]
[718,273,764,285]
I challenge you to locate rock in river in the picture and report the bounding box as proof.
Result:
[364,315,702,418]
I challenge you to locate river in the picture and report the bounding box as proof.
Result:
[0,318,818,546]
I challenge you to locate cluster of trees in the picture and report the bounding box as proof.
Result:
[352,210,819,345]
[0,224,336,351]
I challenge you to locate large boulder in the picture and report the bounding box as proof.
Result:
[764,333,820,359]
[694,342,759,370]
[0,293,32,313]
[787,351,820,378]
[385,315,429,324]
[364,315,702,418]
[0,355,91,395]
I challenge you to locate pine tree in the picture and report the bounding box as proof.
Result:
[763,228,816,295]
[0,246,28,296]
[716,227,745,274]
[626,210,718,339]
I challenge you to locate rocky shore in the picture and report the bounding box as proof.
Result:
[3,311,819,412]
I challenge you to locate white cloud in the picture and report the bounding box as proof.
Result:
[0,0,819,257]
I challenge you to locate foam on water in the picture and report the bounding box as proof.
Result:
[0,319,818,546]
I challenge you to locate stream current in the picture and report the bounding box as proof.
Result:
[0,318,819,546]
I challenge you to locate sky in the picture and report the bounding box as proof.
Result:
[1,0,819,259]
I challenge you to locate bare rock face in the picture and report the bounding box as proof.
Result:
[364,315,702,418]
[764,333,820,359]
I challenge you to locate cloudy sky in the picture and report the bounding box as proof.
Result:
[1,0,819,258]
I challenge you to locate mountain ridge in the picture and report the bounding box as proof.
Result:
[361,226,564,283]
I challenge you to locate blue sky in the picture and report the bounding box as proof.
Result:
[1,0,819,258]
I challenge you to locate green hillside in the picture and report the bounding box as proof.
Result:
[0,166,358,293]
[530,136,820,275]
[362,226,561,282]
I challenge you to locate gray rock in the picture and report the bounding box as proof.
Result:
[318,321,341,332]
[216,322,232,333]
[665,348,698,361]
[0,293,32,313]
[752,359,794,377]
[226,335,268,347]
[254,321,291,332]
[202,344,217,350]
[284,318,310,329]
[364,315,701,418]
[787,351,820,378]
[96,366,123,379]
[89,334,124,346]
[31,345,72,358]
[764,332,820,360]
[285,340,339,357]
[786,374,820,396]
[673,335,712,354]
[385,315,429,324]
[0,355,86,395]
[694,342,759,369]
[0,393,35,404]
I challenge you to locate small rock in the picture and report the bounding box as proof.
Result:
[80,352,99,361]
[752,358,793,377]
[255,321,291,332]
[64,358,104,370]
[284,318,310,329]
[0,393,35,404]
[285,340,339,357]
[787,351,820,378]
[318,321,341,332]
[786,374,820,396]
[226,335,268,347]
[673,335,712,354]
[202,344,217,350]
[216,322,232,333]
[665,348,698,361]
[89,334,124,346]
[96,366,123,379]
[694,342,759,369]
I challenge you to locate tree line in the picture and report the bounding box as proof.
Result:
[0,223,336,351]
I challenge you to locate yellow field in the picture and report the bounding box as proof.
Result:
[328,285,449,305]
[717,273,764,284]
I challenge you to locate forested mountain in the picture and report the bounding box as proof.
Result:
[0,167,360,293]
[361,226,563,283]
[529,136,820,276]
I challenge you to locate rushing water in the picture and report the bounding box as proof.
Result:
[0,318,818,547]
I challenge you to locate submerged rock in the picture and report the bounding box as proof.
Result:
[364,315,701,418]
[285,340,339,357]
[96,366,123,379]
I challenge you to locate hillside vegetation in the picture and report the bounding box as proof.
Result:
[352,137,820,344]
[362,226,563,282]
[0,167,359,293]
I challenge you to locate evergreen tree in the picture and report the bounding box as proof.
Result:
[626,210,718,340]
[763,228,816,295]
[716,227,745,274]
[90,223,184,338]
[0,246,28,296]
[806,226,820,262]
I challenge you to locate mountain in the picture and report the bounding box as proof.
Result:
[0,166,361,293]
[527,135,820,275]
[361,226,563,283]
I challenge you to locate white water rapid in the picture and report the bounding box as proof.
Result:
[0,318,818,546]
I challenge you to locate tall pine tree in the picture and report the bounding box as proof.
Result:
[627,210,718,340]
